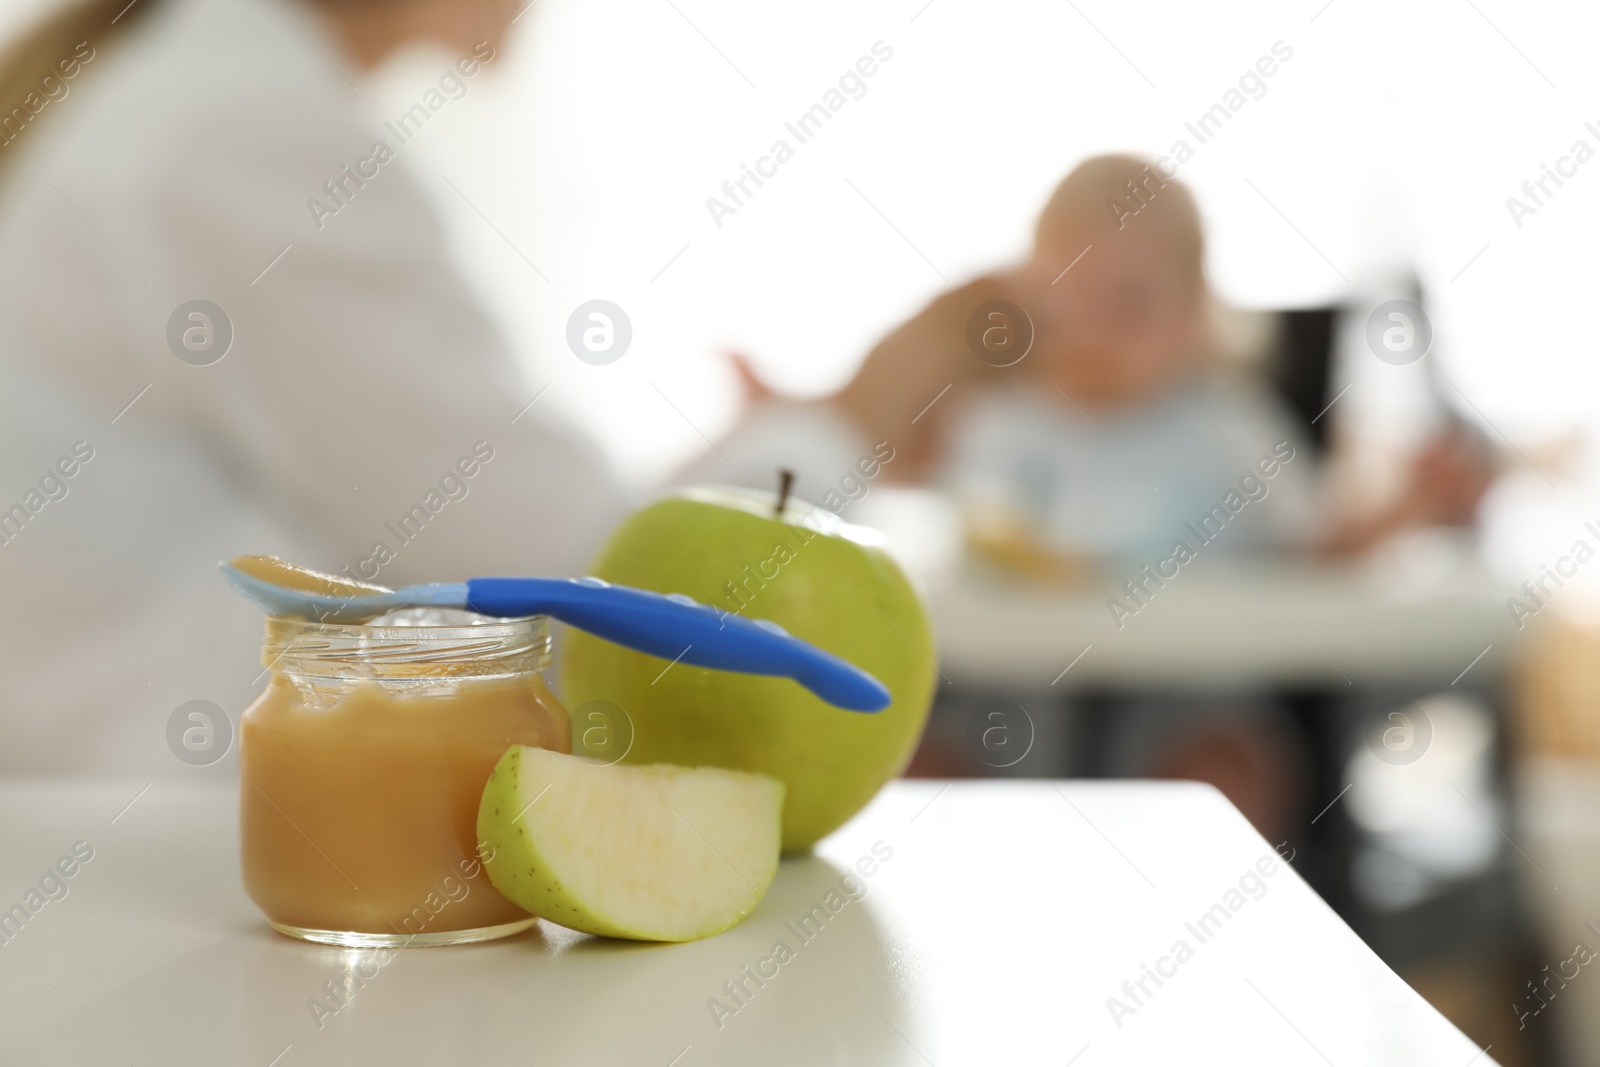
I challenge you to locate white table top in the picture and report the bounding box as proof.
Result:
[931,560,1514,690]
[0,777,1489,1066]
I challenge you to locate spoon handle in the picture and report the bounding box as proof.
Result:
[463,577,890,712]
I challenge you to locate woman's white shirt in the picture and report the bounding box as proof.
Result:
[0,0,627,771]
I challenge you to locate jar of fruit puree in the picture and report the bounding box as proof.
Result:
[240,610,568,947]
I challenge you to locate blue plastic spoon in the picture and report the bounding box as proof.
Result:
[218,559,890,712]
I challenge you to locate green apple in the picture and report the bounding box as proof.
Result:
[561,486,937,852]
[477,745,783,941]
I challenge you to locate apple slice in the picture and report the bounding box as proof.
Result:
[477,745,784,942]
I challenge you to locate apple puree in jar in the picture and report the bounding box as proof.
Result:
[240,610,569,946]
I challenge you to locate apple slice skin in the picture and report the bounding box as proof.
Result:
[477,745,784,942]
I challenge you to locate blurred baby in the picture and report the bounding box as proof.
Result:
[939,154,1317,570]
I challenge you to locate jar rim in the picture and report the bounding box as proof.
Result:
[261,613,551,680]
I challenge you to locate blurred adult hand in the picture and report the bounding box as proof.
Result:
[1407,427,1495,528]
[832,275,1014,483]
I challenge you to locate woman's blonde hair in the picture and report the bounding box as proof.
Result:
[0,0,162,179]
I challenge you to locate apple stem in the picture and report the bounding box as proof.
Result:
[776,469,794,516]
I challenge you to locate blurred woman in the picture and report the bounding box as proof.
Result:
[0,0,626,771]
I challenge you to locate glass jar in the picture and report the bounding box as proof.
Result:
[239,612,569,947]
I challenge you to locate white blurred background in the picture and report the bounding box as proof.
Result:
[352,0,1596,487]
[6,0,1594,487]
